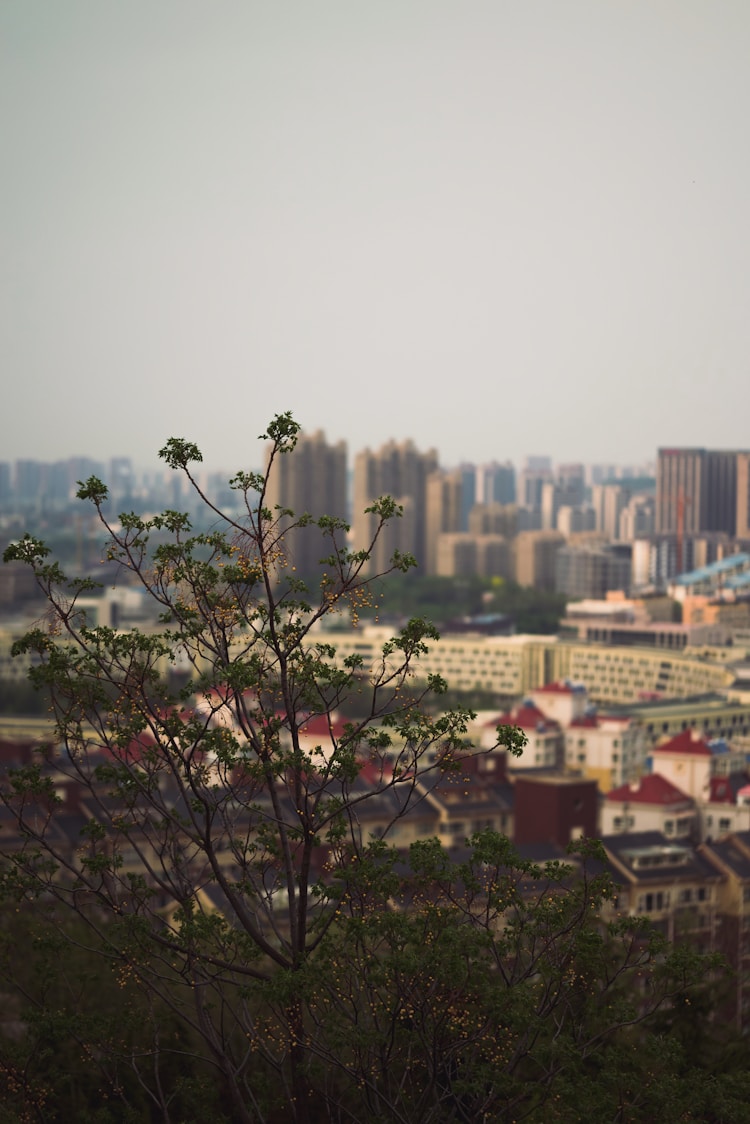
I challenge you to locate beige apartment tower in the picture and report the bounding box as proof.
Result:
[738,453,750,540]
[513,530,565,592]
[265,430,348,577]
[424,469,464,574]
[353,440,438,574]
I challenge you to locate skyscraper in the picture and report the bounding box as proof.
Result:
[352,440,438,574]
[425,468,464,575]
[476,461,516,507]
[737,453,750,540]
[656,448,746,536]
[265,430,348,577]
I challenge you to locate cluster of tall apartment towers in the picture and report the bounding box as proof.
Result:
[264,433,750,579]
[264,431,505,578]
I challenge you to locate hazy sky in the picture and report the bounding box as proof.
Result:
[2,1,749,471]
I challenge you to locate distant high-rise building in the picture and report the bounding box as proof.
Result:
[556,505,596,537]
[468,502,518,539]
[591,483,632,541]
[518,465,553,512]
[736,453,750,540]
[656,448,748,537]
[265,430,348,577]
[618,495,655,541]
[512,530,565,592]
[425,469,464,574]
[525,456,552,473]
[555,544,632,600]
[0,463,11,508]
[457,464,477,531]
[476,461,516,507]
[353,439,438,573]
[556,463,586,509]
[109,457,135,502]
[435,533,478,578]
[15,460,44,508]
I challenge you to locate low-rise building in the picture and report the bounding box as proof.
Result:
[700,832,750,1028]
[601,775,696,839]
[564,713,646,791]
[603,832,721,950]
[513,774,598,848]
[491,701,564,770]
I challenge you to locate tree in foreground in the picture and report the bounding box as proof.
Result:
[0,415,740,1122]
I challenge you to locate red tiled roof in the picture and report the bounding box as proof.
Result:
[569,715,599,729]
[653,729,712,757]
[606,773,692,806]
[494,703,560,732]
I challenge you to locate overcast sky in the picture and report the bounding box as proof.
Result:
[2,1,749,471]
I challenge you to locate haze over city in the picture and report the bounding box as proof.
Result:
[3,1,750,469]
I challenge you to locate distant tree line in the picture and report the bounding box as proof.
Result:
[362,573,567,634]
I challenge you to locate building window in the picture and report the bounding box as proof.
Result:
[640,891,667,913]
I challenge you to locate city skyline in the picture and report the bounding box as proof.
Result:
[3,2,750,466]
[0,441,657,480]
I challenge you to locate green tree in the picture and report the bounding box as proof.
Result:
[1,414,521,1122]
[0,900,228,1122]
[0,415,734,1122]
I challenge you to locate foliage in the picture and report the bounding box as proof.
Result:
[0,414,739,1122]
[360,573,567,634]
[0,900,229,1123]
[0,414,521,1122]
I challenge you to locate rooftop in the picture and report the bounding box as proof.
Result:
[607,774,692,806]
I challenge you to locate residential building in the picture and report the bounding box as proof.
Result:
[424,468,464,574]
[738,453,750,540]
[564,713,646,792]
[265,429,348,577]
[352,439,438,574]
[468,502,518,539]
[326,625,740,706]
[435,533,477,578]
[476,461,516,507]
[513,774,598,848]
[491,701,564,769]
[556,463,586,509]
[619,495,655,542]
[555,543,632,600]
[556,504,596,536]
[699,832,750,1028]
[512,530,565,591]
[601,775,697,838]
[603,832,721,949]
